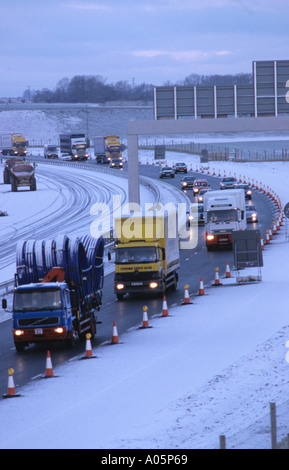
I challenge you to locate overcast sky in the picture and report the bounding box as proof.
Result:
[1,0,289,97]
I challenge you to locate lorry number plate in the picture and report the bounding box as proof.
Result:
[35,328,43,335]
[131,282,143,286]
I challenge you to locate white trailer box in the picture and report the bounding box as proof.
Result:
[203,189,247,250]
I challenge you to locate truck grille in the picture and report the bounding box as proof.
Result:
[18,317,59,327]
[115,271,159,281]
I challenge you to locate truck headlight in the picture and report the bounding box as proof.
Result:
[116,283,124,290]
[206,234,215,241]
[55,327,64,334]
[14,329,24,336]
[149,282,158,289]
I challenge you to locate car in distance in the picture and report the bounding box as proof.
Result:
[245,204,258,223]
[197,188,212,203]
[220,176,237,190]
[174,162,187,173]
[236,183,252,200]
[110,158,123,169]
[59,153,72,161]
[193,179,210,195]
[187,203,205,226]
[181,175,195,190]
[159,166,175,178]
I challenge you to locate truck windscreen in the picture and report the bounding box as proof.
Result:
[207,209,237,223]
[116,246,157,263]
[14,289,62,311]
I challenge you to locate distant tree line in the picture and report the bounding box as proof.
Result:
[23,73,253,103]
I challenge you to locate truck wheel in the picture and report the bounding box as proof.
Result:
[30,179,37,191]
[66,328,78,348]
[117,294,124,301]
[11,179,18,192]
[15,342,26,352]
[171,273,178,291]
[90,315,96,339]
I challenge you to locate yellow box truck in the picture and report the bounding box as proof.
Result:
[109,214,180,300]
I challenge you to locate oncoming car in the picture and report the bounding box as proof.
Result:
[193,179,210,195]
[181,175,195,190]
[236,183,252,200]
[174,162,187,173]
[187,204,205,226]
[197,188,212,202]
[246,204,258,223]
[220,176,237,190]
[159,166,175,178]
[110,158,123,169]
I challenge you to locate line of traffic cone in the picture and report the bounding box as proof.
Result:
[3,368,21,398]
[225,261,231,278]
[139,305,152,328]
[111,320,119,344]
[198,276,205,295]
[81,333,96,359]
[43,350,54,377]
[181,284,193,304]
[212,267,222,286]
[161,295,170,316]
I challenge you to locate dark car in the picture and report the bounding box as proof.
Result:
[193,179,210,195]
[181,175,195,190]
[159,166,175,178]
[236,183,252,200]
[174,162,187,173]
[110,158,123,169]
[187,204,205,226]
[220,176,237,190]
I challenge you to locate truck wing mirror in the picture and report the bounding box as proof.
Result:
[2,298,7,309]
[108,251,111,261]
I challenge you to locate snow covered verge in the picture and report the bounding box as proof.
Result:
[0,152,289,449]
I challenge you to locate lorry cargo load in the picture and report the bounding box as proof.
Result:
[110,214,180,300]
[203,189,247,250]
[4,234,104,351]
[0,132,28,156]
[94,135,124,163]
[59,134,89,161]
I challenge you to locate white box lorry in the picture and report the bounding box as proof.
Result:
[203,189,247,250]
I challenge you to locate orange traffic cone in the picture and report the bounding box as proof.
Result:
[85,333,93,357]
[213,267,222,286]
[273,221,277,235]
[266,230,270,244]
[139,305,153,328]
[269,227,273,240]
[81,333,96,359]
[111,320,119,344]
[260,235,264,250]
[3,368,21,398]
[225,261,231,278]
[198,276,205,295]
[181,284,192,304]
[161,295,169,316]
[44,350,54,377]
